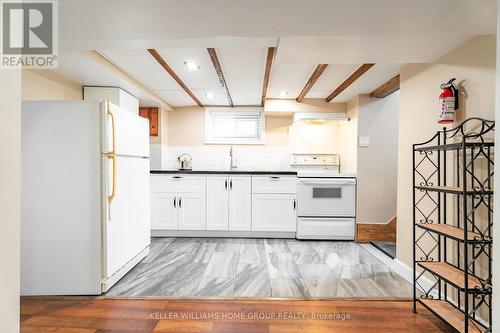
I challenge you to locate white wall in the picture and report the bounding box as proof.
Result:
[397,35,496,266]
[0,70,21,333]
[356,92,399,224]
[493,3,500,330]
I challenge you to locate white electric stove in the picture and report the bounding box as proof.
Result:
[291,154,356,240]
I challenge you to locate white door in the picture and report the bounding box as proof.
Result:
[229,176,252,231]
[151,192,178,230]
[206,176,229,230]
[103,156,151,279]
[252,194,297,232]
[104,102,149,157]
[178,192,206,230]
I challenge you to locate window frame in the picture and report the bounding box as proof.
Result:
[204,108,265,145]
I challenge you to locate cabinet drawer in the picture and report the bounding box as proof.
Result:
[252,175,297,194]
[297,218,355,240]
[151,174,205,193]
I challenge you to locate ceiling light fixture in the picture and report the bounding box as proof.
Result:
[184,61,200,71]
[205,92,215,99]
[279,90,288,97]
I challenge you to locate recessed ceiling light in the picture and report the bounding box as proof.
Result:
[184,61,200,71]
[205,92,215,99]
[279,90,288,97]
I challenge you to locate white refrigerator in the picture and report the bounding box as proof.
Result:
[21,100,151,295]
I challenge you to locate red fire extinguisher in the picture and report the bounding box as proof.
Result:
[438,78,459,124]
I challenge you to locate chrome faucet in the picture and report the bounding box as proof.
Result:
[229,146,237,170]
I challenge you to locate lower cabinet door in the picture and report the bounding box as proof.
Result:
[252,194,297,232]
[228,176,252,231]
[151,192,178,230]
[178,192,206,230]
[206,176,229,230]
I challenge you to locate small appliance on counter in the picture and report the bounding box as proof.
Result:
[291,154,356,240]
[178,153,192,170]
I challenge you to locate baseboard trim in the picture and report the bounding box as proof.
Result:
[151,230,297,239]
[360,244,435,296]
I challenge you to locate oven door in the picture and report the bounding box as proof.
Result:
[298,178,356,217]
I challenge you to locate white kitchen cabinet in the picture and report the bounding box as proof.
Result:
[228,176,252,231]
[252,175,297,194]
[178,192,206,230]
[150,175,206,230]
[252,194,297,232]
[206,176,229,230]
[151,192,178,230]
[206,175,252,231]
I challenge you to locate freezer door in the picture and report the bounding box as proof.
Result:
[103,102,149,157]
[102,155,151,280]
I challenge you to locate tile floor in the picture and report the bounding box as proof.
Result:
[106,237,412,298]
[371,241,397,259]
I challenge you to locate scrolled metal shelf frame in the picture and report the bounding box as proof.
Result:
[412,118,494,333]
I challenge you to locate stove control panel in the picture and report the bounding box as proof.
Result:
[291,154,339,166]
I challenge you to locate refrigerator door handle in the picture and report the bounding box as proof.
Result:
[106,102,117,156]
[106,154,117,207]
[104,102,118,211]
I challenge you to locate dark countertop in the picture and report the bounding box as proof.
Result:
[150,169,298,175]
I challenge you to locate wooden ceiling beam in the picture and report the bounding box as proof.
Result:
[261,47,276,107]
[296,64,328,103]
[147,48,203,107]
[325,63,375,102]
[370,74,400,98]
[207,48,234,107]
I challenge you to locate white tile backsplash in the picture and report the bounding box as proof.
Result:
[160,146,292,171]
[150,144,162,169]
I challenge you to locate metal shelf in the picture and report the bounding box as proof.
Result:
[415,185,493,195]
[418,299,486,333]
[414,141,494,152]
[413,118,494,333]
[416,223,491,243]
[417,261,486,292]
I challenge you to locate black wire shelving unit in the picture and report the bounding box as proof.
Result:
[412,118,494,333]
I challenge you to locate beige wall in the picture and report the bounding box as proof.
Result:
[356,93,399,224]
[167,106,292,147]
[493,5,500,329]
[338,96,359,173]
[22,69,82,100]
[397,35,496,266]
[0,70,21,333]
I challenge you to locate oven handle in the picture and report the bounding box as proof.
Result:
[299,179,356,185]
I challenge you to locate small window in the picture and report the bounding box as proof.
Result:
[205,108,265,144]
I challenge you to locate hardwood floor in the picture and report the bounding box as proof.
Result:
[21,298,454,332]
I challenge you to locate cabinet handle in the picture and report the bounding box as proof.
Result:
[179,197,182,208]
[269,176,280,181]
[230,179,233,190]
[225,179,228,190]
[174,196,177,208]
[173,175,183,179]
[293,199,296,210]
